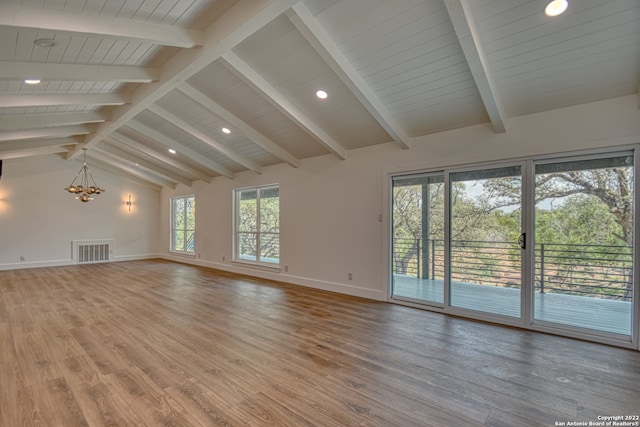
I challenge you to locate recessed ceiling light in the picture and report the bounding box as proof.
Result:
[34,38,56,48]
[24,79,41,85]
[221,127,231,134]
[545,0,568,17]
[316,90,328,99]
[168,148,176,154]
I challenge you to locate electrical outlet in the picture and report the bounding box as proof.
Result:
[284,265,289,272]
[20,256,26,262]
[222,255,225,261]
[348,272,353,280]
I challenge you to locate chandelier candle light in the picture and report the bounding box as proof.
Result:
[64,149,105,202]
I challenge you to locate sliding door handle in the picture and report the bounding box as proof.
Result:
[518,233,526,249]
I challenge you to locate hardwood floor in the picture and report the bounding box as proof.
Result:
[0,260,638,426]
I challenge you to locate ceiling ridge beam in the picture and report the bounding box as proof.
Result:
[148,104,262,173]
[90,147,176,188]
[69,0,299,160]
[287,3,412,149]
[0,125,95,142]
[0,4,202,48]
[0,93,129,108]
[0,62,160,83]
[108,133,212,183]
[177,82,300,168]
[0,112,107,130]
[444,0,507,133]
[126,120,234,180]
[221,51,347,160]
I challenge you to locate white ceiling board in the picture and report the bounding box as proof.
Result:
[0,112,107,130]
[0,4,203,48]
[307,0,490,137]
[157,89,284,168]
[0,62,159,82]
[88,148,176,189]
[234,15,391,150]
[1,0,637,187]
[147,102,263,172]
[101,138,194,186]
[0,137,79,152]
[187,61,329,160]
[287,3,411,148]
[0,124,94,141]
[444,0,506,132]
[110,131,213,183]
[122,121,233,179]
[177,82,300,167]
[135,109,246,174]
[470,0,640,117]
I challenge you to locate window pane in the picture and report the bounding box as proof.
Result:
[534,155,633,335]
[173,230,185,252]
[260,233,279,263]
[239,190,257,233]
[238,232,257,261]
[391,173,445,304]
[174,199,185,228]
[259,187,279,233]
[186,197,195,229]
[234,186,280,265]
[449,165,522,318]
[171,195,195,254]
[185,231,195,253]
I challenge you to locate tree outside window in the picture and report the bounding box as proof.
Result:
[171,195,195,254]
[235,185,279,264]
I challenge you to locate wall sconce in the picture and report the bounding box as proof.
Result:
[125,194,132,212]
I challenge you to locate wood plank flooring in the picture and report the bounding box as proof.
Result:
[0,259,638,426]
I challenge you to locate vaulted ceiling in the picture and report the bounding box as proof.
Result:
[1,0,638,190]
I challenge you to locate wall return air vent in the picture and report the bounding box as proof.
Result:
[72,239,114,264]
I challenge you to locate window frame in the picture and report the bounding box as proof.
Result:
[170,194,196,255]
[233,184,280,267]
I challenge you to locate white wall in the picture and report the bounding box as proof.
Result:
[0,155,160,269]
[161,95,640,300]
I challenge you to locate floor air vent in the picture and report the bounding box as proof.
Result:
[72,240,113,264]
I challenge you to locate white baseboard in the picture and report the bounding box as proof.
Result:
[0,253,385,302]
[0,253,162,271]
[161,254,385,301]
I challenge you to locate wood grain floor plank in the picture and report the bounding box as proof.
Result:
[0,260,639,426]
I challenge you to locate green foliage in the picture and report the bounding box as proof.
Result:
[535,195,623,247]
[171,196,195,252]
[237,187,279,262]
[392,163,633,299]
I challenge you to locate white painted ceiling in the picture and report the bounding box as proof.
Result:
[1,0,638,189]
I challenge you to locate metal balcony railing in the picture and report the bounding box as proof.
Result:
[393,238,633,301]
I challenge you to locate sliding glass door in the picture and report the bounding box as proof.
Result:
[533,154,634,336]
[390,150,636,344]
[392,173,445,305]
[449,166,523,318]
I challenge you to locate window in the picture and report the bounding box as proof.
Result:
[170,195,195,254]
[234,185,279,265]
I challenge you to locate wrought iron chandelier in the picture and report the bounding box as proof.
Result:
[64,149,105,202]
